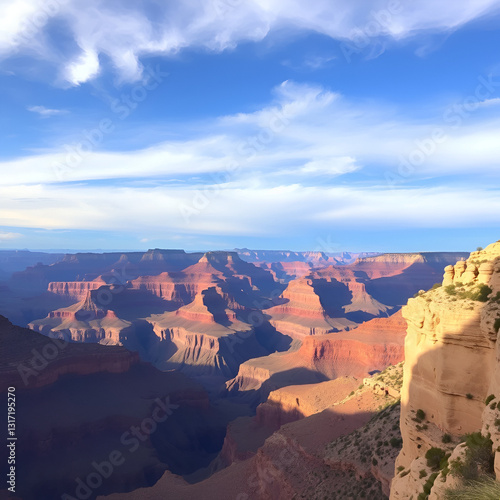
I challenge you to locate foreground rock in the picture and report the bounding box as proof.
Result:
[391,241,500,499]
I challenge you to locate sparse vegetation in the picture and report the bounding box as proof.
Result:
[425,447,447,470]
[418,472,439,500]
[444,283,492,302]
[442,433,452,444]
[485,394,496,405]
[494,318,500,334]
[445,478,500,499]
[451,432,494,481]
[416,409,426,421]
[466,393,473,400]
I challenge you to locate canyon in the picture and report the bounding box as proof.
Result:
[0,246,473,499]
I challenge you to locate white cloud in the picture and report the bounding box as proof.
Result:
[477,97,500,107]
[2,80,500,238]
[2,80,500,188]
[0,232,22,241]
[64,48,100,85]
[0,183,498,240]
[1,0,500,84]
[27,105,68,117]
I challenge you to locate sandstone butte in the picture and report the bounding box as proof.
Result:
[28,290,132,343]
[391,240,500,499]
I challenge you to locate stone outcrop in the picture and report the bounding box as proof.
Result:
[47,277,108,301]
[391,241,500,499]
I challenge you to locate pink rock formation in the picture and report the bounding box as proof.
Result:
[29,290,131,343]
[265,278,356,338]
[47,277,107,301]
[226,311,406,401]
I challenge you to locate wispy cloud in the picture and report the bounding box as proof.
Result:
[1,79,500,240]
[2,0,500,85]
[3,80,500,188]
[477,97,500,107]
[0,231,22,241]
[27,105,68,117]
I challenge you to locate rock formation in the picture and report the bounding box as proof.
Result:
[264,278,357,338]
[226,311,406,404]
[28,290,132,343]
[391,241,500,499]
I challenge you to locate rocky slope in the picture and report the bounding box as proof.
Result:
[391,241,500,499]
[100,364,404,500]
[0,315,244,500]
[0,314,137,391]
[226,311,406,404]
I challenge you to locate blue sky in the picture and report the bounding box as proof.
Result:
[1,0,500,253]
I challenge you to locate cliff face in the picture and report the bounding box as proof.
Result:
[47,277,108,301]
[391,242,500,499]
[297,311,406,379]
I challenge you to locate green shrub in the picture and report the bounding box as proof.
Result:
[485,394,496,405]
[425,447,447,470]
[455,284,491,302]
[390,437,402,448]
[442,433,452,444]
[445,478,500,499]
[416,409,426,420]
[445,284,457,296]
[372,458,378,466]
[419,469,428,478]
[494,318,500,334]
[397,465,405,472]
[431,283,442,290]
[466,393,473,400]
[451,432,494,481]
